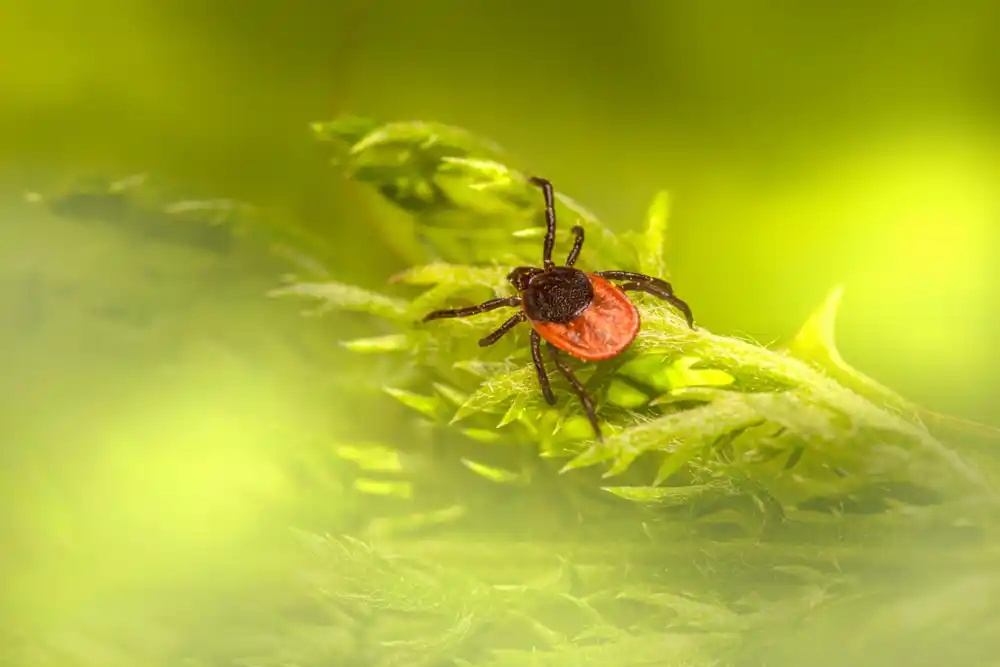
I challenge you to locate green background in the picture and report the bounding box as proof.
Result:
[1,0,997,661]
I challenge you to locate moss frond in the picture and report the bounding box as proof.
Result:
[24,114,1000,667]
[279,116,998,520]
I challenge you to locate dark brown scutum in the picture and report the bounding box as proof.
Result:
[521,267,594,323]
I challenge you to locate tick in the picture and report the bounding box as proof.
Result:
[423,176,695,441]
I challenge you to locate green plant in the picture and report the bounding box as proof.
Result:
[16,116,1000,667]
[260,116,1000,665]
[288,116,996,511]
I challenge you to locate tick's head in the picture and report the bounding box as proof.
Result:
[507,266,542,292]
[521,266,593,323]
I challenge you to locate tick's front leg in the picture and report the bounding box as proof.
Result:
[423,296,521,322]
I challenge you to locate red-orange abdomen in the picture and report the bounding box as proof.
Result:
[528,273,640,361]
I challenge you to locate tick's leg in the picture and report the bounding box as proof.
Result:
[479,312,526,347]
[528,176,558,269]
[565,225,585,267]
[596,270,679,295]
[422,296,520,322]
[600,268,694,329]
[619,281,695,329]
[530,330,556,405]
[547,344,602,441]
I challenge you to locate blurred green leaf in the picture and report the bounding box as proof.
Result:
[460,458,524,484]
[638,190,670,276]
[270,280,410,322]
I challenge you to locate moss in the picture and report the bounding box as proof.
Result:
[18,116,1000,667]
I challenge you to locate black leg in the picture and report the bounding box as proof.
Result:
[423,296,520,322]
[547,344,602,441]
[596,270,677,295]
[600,270,695,329]
[565,225,584,267]
[479,312,526,347]
[528,176,557,269]
[619,281,695,329]
[530,331,556,405]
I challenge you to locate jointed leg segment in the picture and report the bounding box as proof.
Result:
[547,344,602,441]
[530,330,555,405]
[529,176,558,269]
[479,312,526,347]
[422,296,521,322]
[565,225,584,266]
[598,270,695,329]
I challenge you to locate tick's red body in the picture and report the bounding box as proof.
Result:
[529,273,640,361]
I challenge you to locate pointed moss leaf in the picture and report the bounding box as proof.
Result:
[341,334,411,353]
[461,458,523,483]
[741,391,842,444]
[383,386,441,419]
[614,588,742,629]
[439,156,515,185]
[618,353,670,385]
[606,379,649,408]
[461,428,504,443]
[788,286,922,423]
[666,356,736,389]
[269,280,409,322]
[602,484,717,505]
[788,285,843,363]
[366,505,466,538]
[497,391,529,427]
[600,393,763,477]
[393,263,512,289]
[437,157,536,213]
[348,120,504,160]
[452,365,537,423]
[453,358,520,378]
[433,382,469,407]
[653,444,704,486]
[561,415,598,441]
[408,282,468,318]
[353,478,413,498]
[334,444,403,472]
[560,441,615,473]
[311,116,381,145]
[639,190,670,276]
[512,227,545,239]
[920,409,1000,444]
[650,386,730,406]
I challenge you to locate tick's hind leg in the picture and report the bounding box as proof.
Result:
[423,296,521,322]
[599,270,695,329]
[546,344,602,441]
[530,331,556,405]
[619,281,694,329]
[479,312,526,347]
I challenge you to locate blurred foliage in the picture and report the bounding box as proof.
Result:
[4,2,1000,665]
[14,117,1000,666]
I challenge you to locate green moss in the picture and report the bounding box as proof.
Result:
[282,116,997,511]
[19,115,1000,667]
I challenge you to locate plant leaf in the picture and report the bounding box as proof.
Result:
[341,334,411,353]
[603,484,719,505]
[461,458,524,484]
[384,386,441,419]
[270,280,409,322]
[639,190,670,276]
[452,365,537,423]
